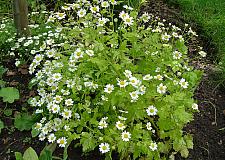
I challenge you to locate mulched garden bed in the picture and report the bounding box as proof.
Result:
[1,0,225,160]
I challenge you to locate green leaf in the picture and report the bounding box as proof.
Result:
[184,134,193,149]
[0,120,4,134]
[14,113,36,131]
[174,106,193,124]
[4,109,12,116]
[80,132,97,152]
[40,143,56,156]
[0,65,7,78]
[23,147,39,160]
[15,152,23,160]
[180,148,189,158]
[31,128,40,137]
[0,80,6,88]
[39,150,52,160]
[0,87,19,103]
[173,138,186,152]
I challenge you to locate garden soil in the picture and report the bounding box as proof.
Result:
[1,0,225,160]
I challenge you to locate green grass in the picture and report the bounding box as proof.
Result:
[167,0,225,61]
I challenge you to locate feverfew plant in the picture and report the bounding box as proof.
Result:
[28,0,202,159]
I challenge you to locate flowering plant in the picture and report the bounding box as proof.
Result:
[27,0,202,159]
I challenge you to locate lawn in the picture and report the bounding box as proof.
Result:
[167,0,225,61]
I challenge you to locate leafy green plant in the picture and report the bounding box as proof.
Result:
[2,0,205,159]
[14,113,37,131]
[0,87,19,103]
[0,120,4,134]
[15,143,56,160]
[15,147,39,160]
[3,108,13,116]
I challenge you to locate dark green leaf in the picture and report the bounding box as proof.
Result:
[0,87,19,103]
[14,113,36,131]
[4,109,12,116]
[0,120,4,133]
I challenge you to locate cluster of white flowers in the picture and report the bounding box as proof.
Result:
[11,0,202,157]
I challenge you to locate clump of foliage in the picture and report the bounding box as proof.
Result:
[3,0,205,159]
[15,143,56,160]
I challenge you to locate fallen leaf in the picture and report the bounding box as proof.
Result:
[18,68,28,75]
[6,70,17,76]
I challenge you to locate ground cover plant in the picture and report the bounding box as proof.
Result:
[0,0,213,159]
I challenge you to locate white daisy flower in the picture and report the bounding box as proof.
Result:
[123,15,134,26]
[146,105,158,116]
[55,12,66,20]
[52,73,62,81]
[129,77,139,87]
[154,74,163,81]
[119,11,129,20]
[57,137,67,147]
[48,133,56,143]
[64,125,70,131]
[34,54,43,63]
[157,83,167,94]
[54,95,63,104]
[124,70,132,78]
[139,85,146,95]
[192,103,198,110]
[101,1,110,8]
[90,6,99,13]
[62,5,71,11]
[121,131,131,142]
[179,78,189,89]
[143,74,153,80]
[65,99,74,106]
[39,133,46,141]
[35,123,42,130]
[99,143,110,153]
[116,121,126,130]
[117,79,128,88]
[104,84,114,94]
[61,109,72,119]
[97,17,109,27]
[146,122,152,131]
[149,142,157,151]
[51,104,60,114]
[162,33,171,41]
[110,0,117,5]
[98,120,108,129]
[77,9,86,17]
[173,51,182,60]
[73,48,84,59]
[129,91,139,101]
[46,49,56,58]
[141,12,151,23]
